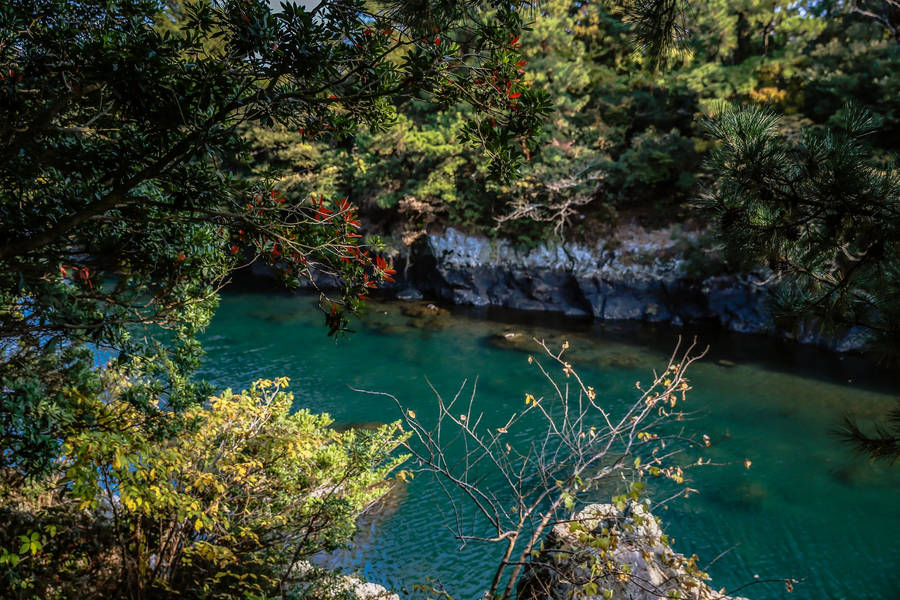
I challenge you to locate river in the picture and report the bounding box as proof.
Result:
[199,290,900,600]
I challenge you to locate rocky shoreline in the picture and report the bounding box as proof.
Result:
[251,224,867,352]
[400,226,867,353]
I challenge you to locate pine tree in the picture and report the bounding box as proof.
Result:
[704,104,900,461]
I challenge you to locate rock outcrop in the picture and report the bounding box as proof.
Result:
[517,501,748,600]
[240,223,868,352]
[413,226,769,330]
[407,226,867,351]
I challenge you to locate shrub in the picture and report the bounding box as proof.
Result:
[0,377,407,600]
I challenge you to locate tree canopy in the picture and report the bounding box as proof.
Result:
[248,0,898,246]
[2,0,900,596]
[0,0,551,478]
[0,1,548,595]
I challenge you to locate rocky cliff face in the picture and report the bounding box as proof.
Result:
[517,501,749,600]
[411,226,770,331]
[250,224,866,351]
[405,226,866,352]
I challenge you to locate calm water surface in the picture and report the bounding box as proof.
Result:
[199,291,900,600]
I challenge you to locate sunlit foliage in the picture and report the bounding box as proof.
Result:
[0,377,406,599]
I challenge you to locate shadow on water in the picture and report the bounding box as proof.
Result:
[444,299,898,396]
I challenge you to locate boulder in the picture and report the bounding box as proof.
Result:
[517,501,748,600]
[405,226,868,353]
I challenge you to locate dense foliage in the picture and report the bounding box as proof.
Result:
[0,0,546,597]
[2,0,899,597]
[245,0,899,246]
[1,376,406,599]
[704,105,899,357]
[0,0,544,474]
[245,0,708,245]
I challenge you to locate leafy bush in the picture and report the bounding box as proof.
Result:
[0,377,406,600]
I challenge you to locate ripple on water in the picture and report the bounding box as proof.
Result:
[199,292,900,600]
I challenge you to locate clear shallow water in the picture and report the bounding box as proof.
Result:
[199,291,900,600]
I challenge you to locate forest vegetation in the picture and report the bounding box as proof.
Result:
[0,0,898,598]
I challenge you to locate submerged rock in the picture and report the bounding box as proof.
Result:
[372,323,409,336]
[250,310,303,324]
[595,352,645,369]
[711,480,769,511]
[400,302,450,318]
[830,461,896,489]
[734,481,769,510]
[407,316,453,331]
[517,501,748,600]
[486,331,536,352]
[485,331,576,355]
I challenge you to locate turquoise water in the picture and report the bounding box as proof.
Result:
[199,291,900,600]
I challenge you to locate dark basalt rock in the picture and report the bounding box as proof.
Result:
[404,227,866,353]
[236,225,867,353]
